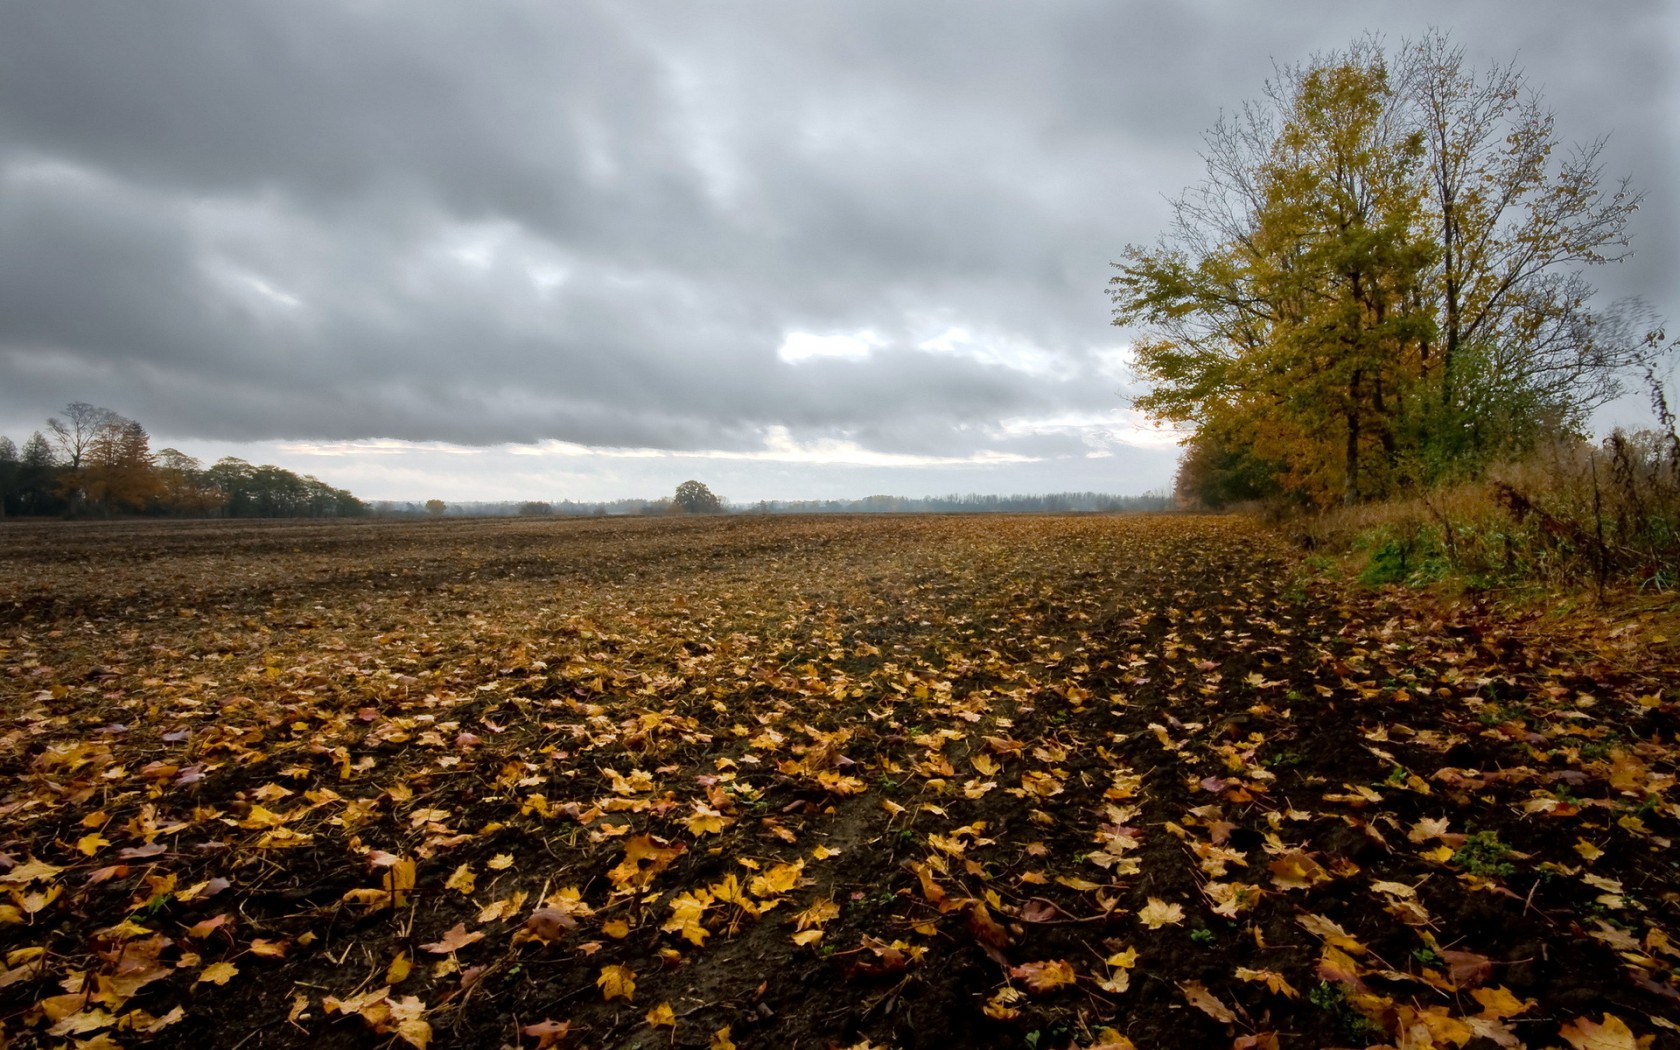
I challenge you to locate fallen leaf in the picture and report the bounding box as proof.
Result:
[646,1001,676,1028]
[522,1019,570,1049]
[598,964,636,1001]
[1138,897,1185,929]
[1009,959,1077,993]
[1559,1013,1650,1050]
[1179,980,1236,1023]
[1234,967,1297,998]
[445,864,476,896]
[419,923,484,954]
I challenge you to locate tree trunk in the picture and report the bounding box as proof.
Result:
[1345,370,1363,505]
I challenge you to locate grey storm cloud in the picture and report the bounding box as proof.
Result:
[1,0,1676,463]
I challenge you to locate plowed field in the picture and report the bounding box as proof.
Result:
[2,515,1678,1049]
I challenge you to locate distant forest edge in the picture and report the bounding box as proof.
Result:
[386,490,1172,519]
[1,403,1169,521]
[0,403,364,519]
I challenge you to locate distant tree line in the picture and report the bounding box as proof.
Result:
[746,491,1172,515]
[388,489,1169,518]
[0,402,365,519]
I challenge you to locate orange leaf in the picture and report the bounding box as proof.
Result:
[1560,1013,1650,1050]
[419,923,484,954]
[1009,959,1077,993]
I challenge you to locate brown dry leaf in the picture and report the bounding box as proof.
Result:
[1296,913,1365,953]
[1233,967,1297,998]
[1442,948,1493,989]
[1179,980,1237,1024]
[1316,945,1363,987]
[419,923,484,954]
[1009,959,1077,993]
[522,1019,570,1049]
[0,858,65,884]
[522,907,578,944]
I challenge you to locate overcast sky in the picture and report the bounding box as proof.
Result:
[2,2,1675,503]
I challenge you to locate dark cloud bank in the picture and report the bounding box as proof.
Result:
[1,1,1674,498]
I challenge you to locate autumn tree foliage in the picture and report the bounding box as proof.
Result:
[1,402,366,518]
[1112,33,1655,507]
[673,479,723,514]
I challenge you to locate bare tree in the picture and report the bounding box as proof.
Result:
[47,402,118,471]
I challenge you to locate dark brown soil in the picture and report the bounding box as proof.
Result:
[2,514,1677,1049]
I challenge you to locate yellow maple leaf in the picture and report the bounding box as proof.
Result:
[76,833,110,856]
[711,1026,738,1050]
[444,864,476,896]
[662,889,713,946]
[383,858,416,909]
[598,964,636,1002]
[791,898,840,932]
[196,960,239,986]
[686,803,729,836]
[749,859,804,899]
[607,835,685,892]
[646,1001,676,1028]
[386,951,412,985]
[1471,985,1531,1020]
